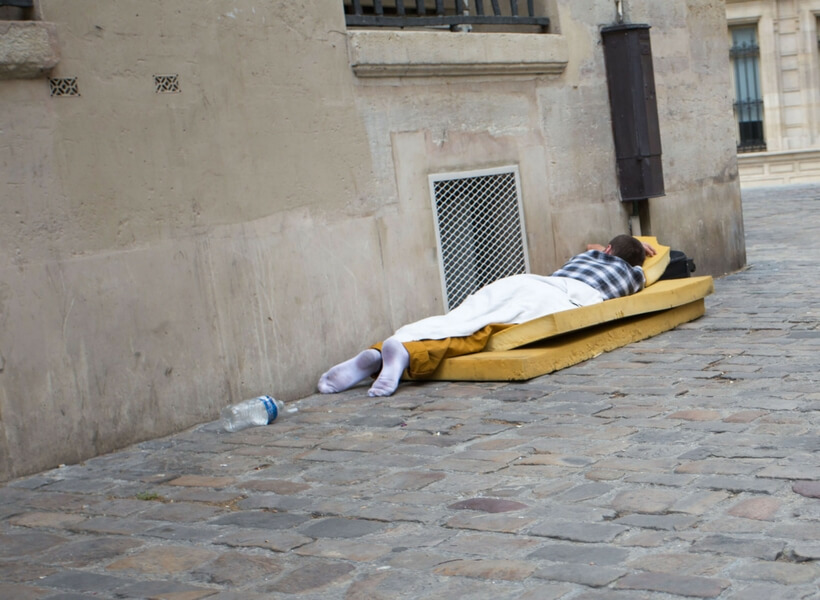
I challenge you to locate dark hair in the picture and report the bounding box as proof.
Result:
[607,234,645,267]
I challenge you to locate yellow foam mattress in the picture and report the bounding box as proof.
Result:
[414,240,713,382]
[415,298,707,382]
[636,236,672,287]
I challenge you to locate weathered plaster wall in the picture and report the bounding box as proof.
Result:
[0,1,391,479]
[0,0,744,481]
[647,0,748,276]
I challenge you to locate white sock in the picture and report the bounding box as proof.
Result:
[318,349,381,394]
[368,337,410,397]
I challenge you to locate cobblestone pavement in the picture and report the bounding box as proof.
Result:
[3,185,820,600]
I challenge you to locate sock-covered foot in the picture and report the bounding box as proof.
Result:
[318,349,382,393]
[368,337,410,397]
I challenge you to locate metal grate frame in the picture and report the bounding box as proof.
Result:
[429,165,529,311]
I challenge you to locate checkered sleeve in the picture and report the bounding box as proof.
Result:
[552,251,645,300]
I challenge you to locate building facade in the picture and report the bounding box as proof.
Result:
[0,0,745,481]
[727,0,820,186]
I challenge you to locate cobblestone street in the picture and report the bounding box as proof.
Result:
[1,184,819,599]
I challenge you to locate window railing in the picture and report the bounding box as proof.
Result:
[345,0,549,31]
[734,99,766,152]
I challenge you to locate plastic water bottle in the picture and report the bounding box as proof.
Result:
[219,395,296,432]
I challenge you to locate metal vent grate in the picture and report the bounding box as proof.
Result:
[49,77,79,97]
[154,74,180,93]
[429,166,529,310]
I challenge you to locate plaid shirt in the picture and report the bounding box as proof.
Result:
[551,250,645,300]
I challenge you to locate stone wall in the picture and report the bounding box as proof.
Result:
[0,0,745,481]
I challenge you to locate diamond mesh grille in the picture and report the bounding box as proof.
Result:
[154,74,180,93]
[49,77,79,97]
[430,166,529,310]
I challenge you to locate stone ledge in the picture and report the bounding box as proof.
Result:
[347,30,567,78]
[0,20,59,79]
[738,148,820,188]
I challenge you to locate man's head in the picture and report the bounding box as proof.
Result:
[604,234,645,267]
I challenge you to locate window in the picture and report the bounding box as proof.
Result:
[730,26,766,152]
[0,0,34,21]
[344,0,549,33]
[344,1,566,80]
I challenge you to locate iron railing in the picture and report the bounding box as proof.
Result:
[734,99,766,152]
[345,0,549,30]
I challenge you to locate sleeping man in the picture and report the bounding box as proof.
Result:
[318,234,654,398]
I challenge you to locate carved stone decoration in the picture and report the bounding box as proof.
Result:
[0,20,59,79]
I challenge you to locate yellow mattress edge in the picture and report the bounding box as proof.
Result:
[485,275,713,352]
[415,299,706,382]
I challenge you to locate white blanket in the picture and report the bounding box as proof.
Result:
[392,274,605,343]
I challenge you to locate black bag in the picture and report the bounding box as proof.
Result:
[659,250,696,280]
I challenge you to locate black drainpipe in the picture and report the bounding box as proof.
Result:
[601,12,665,235]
